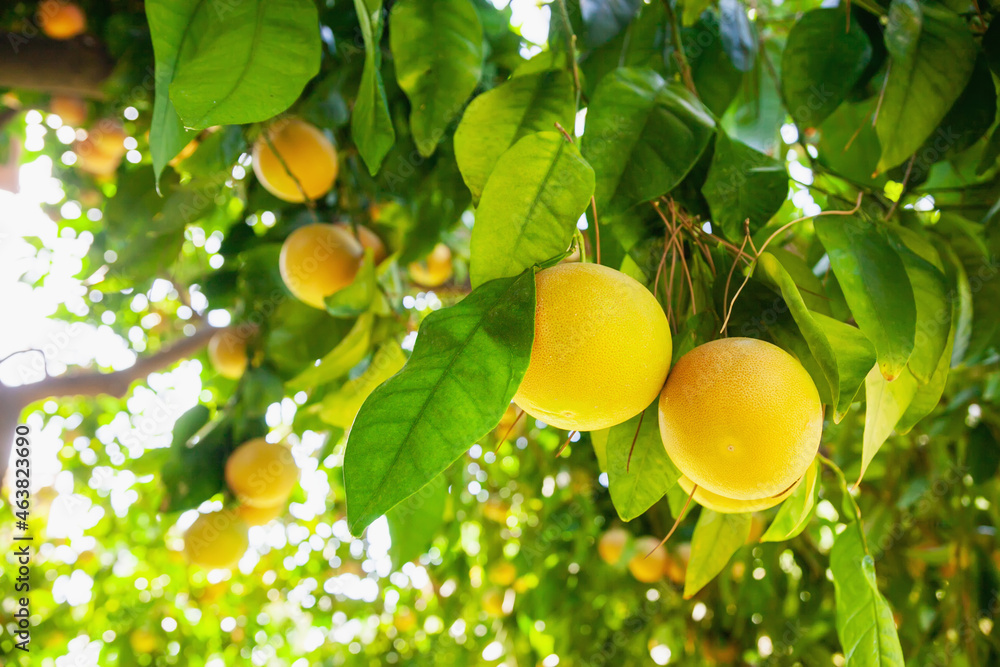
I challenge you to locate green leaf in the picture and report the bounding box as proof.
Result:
[390,0,484,157]
[318,342,408,428]
[170,405,211,449]
[875,0,977,171]
[169,0,321,129]
[387,474,450,566]
[718,0,755,73]
[815,216,916,381]
[324,252,383,318]
[344,270,535,534]
[682,12,743,117]
[145,0,198,185]
[607,405,681,521]
[682,0,712,26]
[590,429,609,474]
[160,417,233,513]
[454,70,576,201]
[103,167,217,281]
[831,523,905,667]
[817,314,879,421]
[287,313,373,392]
[684,510,751,598]
[579,0,643,47]
[780,8,873,128]
[761,460,819,542]
[925,54,996,165]
[886,227,951,384]
[702,133,789,241]
[470,132,595,287]
[757,252,876,422]
[896,320,954,434]
[967,423,1000,485]
[859,365,918,485]
[581,68,715,215]
[353,0,395,175]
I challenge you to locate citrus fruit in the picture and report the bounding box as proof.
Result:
[252,119,338,202]
[488,561,517,587]
[39,1,86,39]
[183,511,248,569]
[408,242,453,287]
[75,123,127,176]
[49,96,88,126]
[234,501,285,527]
[628,536,667,583]
[514,263,672,432]
[597,527,629,565]
[482,589,509,617]
[279,223,363,309]
[335,223,386,264]
[224,439,299,507]
[394,607,418,632]
[207,330,247,380]
[675,473,803,514]
[658,337,822,500]
[129,629,157,654]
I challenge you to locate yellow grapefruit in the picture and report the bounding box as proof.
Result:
[252,119,338,202]
[514,263,671,432]
[279,223,363,309]
[658,337,822,500]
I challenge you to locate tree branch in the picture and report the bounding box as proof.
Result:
[0,327,219,484]
[0,33,114,98]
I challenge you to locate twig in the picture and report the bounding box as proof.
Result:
[651,485,696,554]
[660,0,699,97]
[555,0,582,110]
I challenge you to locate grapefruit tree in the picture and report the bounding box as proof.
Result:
[0,0,998,665]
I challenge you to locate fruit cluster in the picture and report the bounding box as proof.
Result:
[182,439,300,570]
[514,262,823,514]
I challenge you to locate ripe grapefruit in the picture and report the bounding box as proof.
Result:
[514,263,671,431]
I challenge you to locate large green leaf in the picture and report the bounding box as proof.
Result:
[760,460,819,543]
[454,70,576,201]
[684,510,751,598]
[887,227,951,383]
[757,252,876,422]
[875,0,977,171]
[780,8,872,128]
[352,0,396,175]
[581,68,715,215]
[815,216,916,381]
[387,474,450,566]
[470,132,595,287]
[390,0,484,157]
[859,365,918,485]
[831,522,905,666]
[701,133,788,241]
[607,405,681,522]
[169,0,321,129]
[145,0,198,186]
[344,270,535,534]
